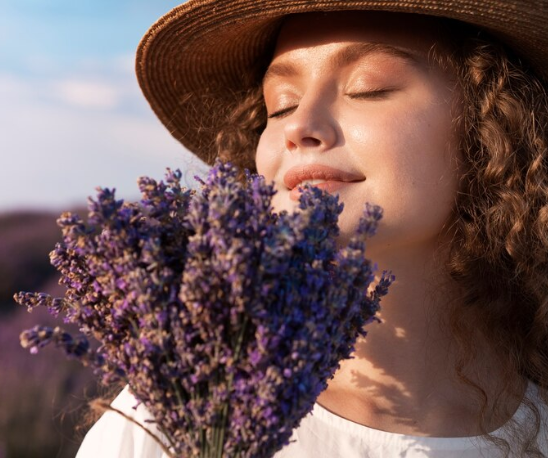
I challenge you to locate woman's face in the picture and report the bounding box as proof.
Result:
[256,11,462,254]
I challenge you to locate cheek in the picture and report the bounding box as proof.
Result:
[255,128,283,181]
[348,89,458,185]
[344,92,460,244]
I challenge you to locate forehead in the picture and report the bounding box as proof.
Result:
[273,11,451,62]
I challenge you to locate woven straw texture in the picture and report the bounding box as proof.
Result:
[135,0,548,163]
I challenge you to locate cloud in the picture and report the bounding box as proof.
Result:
[51,79,121,109]
[0,73,33,100]
[0,61,209,212]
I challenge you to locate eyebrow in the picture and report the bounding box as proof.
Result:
[263,42,422,85]
[333,42,421,69]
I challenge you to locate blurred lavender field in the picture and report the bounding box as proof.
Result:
[0,211,100,458]
[1,2,210,455]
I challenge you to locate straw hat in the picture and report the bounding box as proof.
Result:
[135,0,548,164]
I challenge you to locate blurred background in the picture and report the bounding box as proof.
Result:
[0,1,208,456]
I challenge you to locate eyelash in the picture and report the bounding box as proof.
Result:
[267,106,297,119]
[266,89,393,119]
[347,88,394,99]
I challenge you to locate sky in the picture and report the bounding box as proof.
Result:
[0,0,209,212]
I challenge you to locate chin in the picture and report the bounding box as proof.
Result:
[272,192,298,214]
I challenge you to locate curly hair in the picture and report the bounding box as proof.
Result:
[215,86,266,181]
[213,19,548,456]
[444,31,548,455]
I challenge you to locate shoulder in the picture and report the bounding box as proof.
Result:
[492,382,548,456]
[76,386,167,458]
[523,383,548,454]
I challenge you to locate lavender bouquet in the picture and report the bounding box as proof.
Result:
[15,160,392,458]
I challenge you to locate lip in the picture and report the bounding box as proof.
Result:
[283,164,365,200]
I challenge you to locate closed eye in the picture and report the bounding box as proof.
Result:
[346,88,395,99]
[267,89,394,118]
[267,105,298,119]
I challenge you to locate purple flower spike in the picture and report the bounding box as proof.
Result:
[15,159,392,458]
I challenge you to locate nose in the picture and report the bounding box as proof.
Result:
[283,96,338,153]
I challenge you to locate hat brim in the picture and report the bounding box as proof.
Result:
[136,0,548,164]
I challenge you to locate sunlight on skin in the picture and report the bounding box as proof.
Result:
[256,10,526,438]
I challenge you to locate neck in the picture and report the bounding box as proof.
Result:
[318,243,526,437]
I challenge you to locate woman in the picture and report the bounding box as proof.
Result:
[77,0,548,456]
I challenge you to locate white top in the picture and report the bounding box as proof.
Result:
[77,384,547,458]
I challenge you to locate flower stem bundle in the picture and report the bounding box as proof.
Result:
[15,160,392,457]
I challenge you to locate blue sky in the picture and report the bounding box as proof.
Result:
[0,0,209,211]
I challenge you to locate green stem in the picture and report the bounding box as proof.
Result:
[213,316,249,458]
[94,401,176,458]
[211,341,221,457]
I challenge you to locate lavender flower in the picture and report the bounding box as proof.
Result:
[15,160,393,457]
